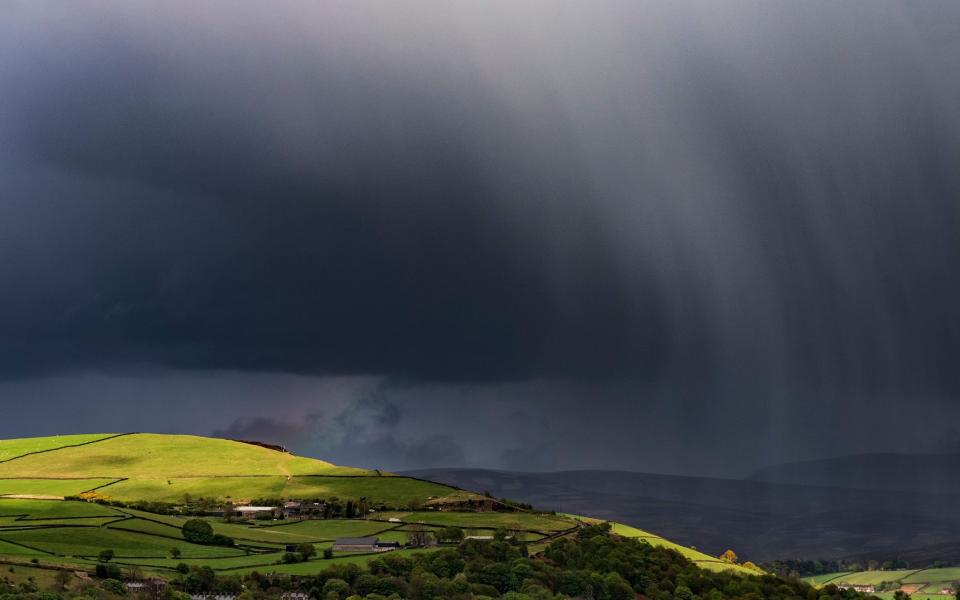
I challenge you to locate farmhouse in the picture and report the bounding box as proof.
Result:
[332,537,399,552]
[235,505,277,518]
[839,585,875,594]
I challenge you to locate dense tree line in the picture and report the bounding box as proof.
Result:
[0,524,885,600]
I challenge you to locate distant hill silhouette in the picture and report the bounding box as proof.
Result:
[747,452,960,494]
[405,467,960,564]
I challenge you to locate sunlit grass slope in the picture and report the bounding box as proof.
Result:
[0,433,459,505]
[608,521,758,575]
[0,433,368,478]
[0,434,118,462]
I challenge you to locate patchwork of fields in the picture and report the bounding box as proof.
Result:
[0,498,569,577]
[805,568,960,595]
[0,433,754,581]
[0,433,464,506]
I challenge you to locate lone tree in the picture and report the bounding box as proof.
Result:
[720,549,738,564]
[170,547,182,559]
[182,519,214,544]
[297,542,316,562]
[97,549,114,563]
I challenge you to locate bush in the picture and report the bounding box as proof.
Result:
[182,519,234,546]
[297,542,317,561]
[181,519,214,544]
[101,578,126,595]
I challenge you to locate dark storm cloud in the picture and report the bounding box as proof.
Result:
[0,1,667,381]
[2,1,960,472]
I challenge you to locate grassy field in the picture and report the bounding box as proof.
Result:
[804,568,960,593]
[0,516,121,528]
[0,478,118,498]
[0,434,461,507]
[0,434,118,462]
[0,433,755,583]
[0,434,368,478]
[804,572,850,585]
[903,567,960,587]
[261,519,397,540]
[100,475,452,505]
[108,552,298,571]
[0,538,45,555]
[812,570,919,586]
[374,511,575,532]
[225,549,436,575]
[115,508,398,543]
[0,526,247,558]
[0,499,122,519]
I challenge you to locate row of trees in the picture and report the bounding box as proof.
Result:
[147,523,882,600]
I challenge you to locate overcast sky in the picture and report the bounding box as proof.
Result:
[1,1,959,477]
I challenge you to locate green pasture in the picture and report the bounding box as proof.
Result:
[0,526,247,558]
[0,498,122,519]
[0,538,45,555]
[284,476,455,504]
[803,572,850,585]
[262,519,397,540]
[225,549,436,575]
[820,570,919,586]
[117,508,398,543]
[807,567,960,593]
[0,515,121,528]
[903,567,960,587]
[115,509,305,545]
[108,551,309,571]
[374,510,575,532]
[0,434,117,463]
[99,475,454,505]
[0,434,372,479]
[0,478,118,497]
[103,477,288,502]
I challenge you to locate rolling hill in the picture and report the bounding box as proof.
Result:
[748,452,960,494]
[0,433,455,505]
[0,433,754,580]
[406,467,960,564]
